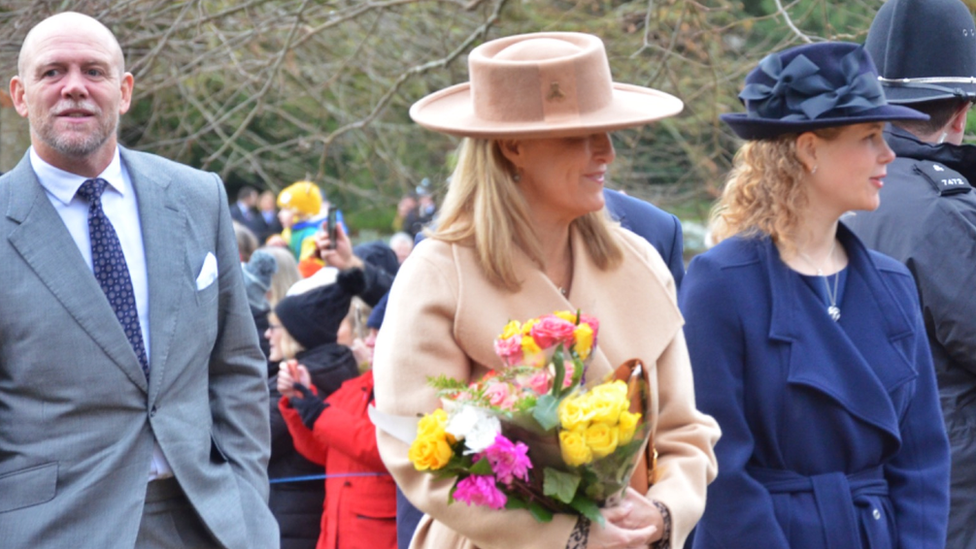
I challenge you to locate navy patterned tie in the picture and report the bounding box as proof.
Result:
[77,178,150,378]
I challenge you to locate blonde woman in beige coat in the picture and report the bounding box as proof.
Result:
[372,32,720,549]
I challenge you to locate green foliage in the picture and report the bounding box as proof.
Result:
[532,394,561,431]
[543,467,582,504]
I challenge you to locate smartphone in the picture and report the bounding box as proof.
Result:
[326,209,337,249]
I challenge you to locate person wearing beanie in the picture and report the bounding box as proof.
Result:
[277,284,396,549]
[265,269,363,549]
[242,250,278,374]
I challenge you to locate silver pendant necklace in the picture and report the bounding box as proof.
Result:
[796,239,841,322]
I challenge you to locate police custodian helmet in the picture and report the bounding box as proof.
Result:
[866,0,976,104]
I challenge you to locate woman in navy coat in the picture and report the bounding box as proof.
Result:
[681,42,950,549]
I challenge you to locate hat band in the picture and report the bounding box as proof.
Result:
[879,75,976,85]
[878,76,976,100]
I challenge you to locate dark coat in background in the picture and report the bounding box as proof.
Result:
[681,225,949,549]
[268,344,360,549]
[845,126,976,548]
[603,188,685,287]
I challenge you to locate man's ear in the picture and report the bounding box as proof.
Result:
[118,72,134,115]
[795,132,819,174]
[9,76,29,118]
[949,101,970,134]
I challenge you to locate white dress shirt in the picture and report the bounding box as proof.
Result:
[30,146,173,480]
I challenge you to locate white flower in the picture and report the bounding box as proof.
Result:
[445,405,501,455]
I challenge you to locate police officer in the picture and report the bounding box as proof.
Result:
[846,0,976,546]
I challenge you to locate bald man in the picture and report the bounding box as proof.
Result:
[0,12,278,548]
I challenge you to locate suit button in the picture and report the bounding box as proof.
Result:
[149,406,157,418]
[872,509,881,520]
[344,481,352,487]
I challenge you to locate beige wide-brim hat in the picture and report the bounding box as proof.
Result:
[409,32,684,139]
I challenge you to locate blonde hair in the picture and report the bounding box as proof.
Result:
[431,138,623,291]
[268,313,305,360]
[710,128,841,256]
[260,246,301,308]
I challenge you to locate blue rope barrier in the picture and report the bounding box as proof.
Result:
[269,471,391,485]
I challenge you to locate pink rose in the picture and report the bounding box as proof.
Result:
[485,382,516,410]
[530,315,576,350]
[493,335,523,367]
[526,372,551,395]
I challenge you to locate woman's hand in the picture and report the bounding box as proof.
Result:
[277,360,312,398]
[586,488,664,548]
[315,223,360,270]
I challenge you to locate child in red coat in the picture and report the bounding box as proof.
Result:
[278,300,396,549]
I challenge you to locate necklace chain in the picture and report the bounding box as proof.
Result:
[796,239,842,322]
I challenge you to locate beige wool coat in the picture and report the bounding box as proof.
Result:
[373,225,720,549]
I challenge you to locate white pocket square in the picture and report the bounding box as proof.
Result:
[195,252,218,290]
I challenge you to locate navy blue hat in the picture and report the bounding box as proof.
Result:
[367,292,389,330]
[866,0,976,104]
[722,42,928,140]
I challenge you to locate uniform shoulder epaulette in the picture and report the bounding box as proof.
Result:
[912,161,973,196]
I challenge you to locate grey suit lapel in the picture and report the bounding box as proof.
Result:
[121,148,186,406]
[5,153,149,392]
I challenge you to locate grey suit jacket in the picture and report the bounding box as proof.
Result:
[0,148,278,548]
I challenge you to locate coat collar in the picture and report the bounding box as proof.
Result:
[763,224,915,442]
[452,224,682,387]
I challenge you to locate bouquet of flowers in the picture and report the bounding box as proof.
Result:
[407,310,652,525]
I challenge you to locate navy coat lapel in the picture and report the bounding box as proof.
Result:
[5,154,149,392]
[121,148,187,405]
[763,227,913,443]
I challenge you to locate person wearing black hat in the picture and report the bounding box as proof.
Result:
[276,288,397,549]
[265,269,363,549]
[844,3,976,545]
[681,41,950,549]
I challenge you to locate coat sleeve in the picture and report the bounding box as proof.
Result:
[372,245,578,549]
[680,254,791,548]
[208,176,273,494]
[911,203,976,375]
[665,214,685,289]
[279,395,330,466]
[306,378,387,471]
[207,176,278,544]
[882,275,951,549]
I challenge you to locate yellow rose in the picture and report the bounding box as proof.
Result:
[585,422,619,459]
[559,427,593,467]
[573,323,594,360]
[521,318,539,336]
[499,320,521,340]
[521,334,542,356]
[588,381,628,424]
[415,409,454,442]
[558,394,595,431]
[618,411,642,445]
[408,433,454,471]
[554,310,578,324]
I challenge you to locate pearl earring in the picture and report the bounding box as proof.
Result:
[810,165,818,174]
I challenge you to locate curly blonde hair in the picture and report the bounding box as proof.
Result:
[431,138,623,291]
[710,128,841,256]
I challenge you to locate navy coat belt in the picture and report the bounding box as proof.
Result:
[748,466,888,549]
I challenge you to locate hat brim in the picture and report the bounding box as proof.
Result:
[720,104,929,140]
[410,82,683,139]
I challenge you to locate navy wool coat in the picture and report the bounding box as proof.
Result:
[680,225,949,549]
